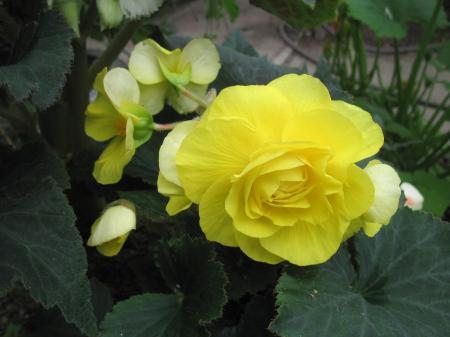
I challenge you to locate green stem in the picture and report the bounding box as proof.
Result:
[393,39,403,110]
[367,39,381,83]
[423,92,450,134]
[88,18,144,87]
[398,0,444,123]
[178,86,209,109]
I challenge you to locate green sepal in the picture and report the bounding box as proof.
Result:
[158,56,192,87]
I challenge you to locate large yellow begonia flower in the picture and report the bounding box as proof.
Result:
[128,38,221,115]
[163,74,401,266]
[85,68,154,185]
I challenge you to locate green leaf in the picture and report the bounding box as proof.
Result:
[239,294,278,337]
[437,40,450,70]
[118,189,169,220]
[399,170,450,216]
[100,236,227,336]
[168,36,306,94]
[0,143,97,337]
[385,121,412,138]
[314,57,352,102]
[270,208,450,336]
[222,28,259,57]
[249,0,341,30]
[345,0,449,40]
[215,245,278,299]
[125,130,169,184]
[222,0,240,22]
[21,278,113,337]
[0,10,74,109]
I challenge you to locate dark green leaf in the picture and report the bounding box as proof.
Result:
[0,143,97,337]
[239,294,278,337]
[208,317,239,337]
[215,245,278,299]
[21,278,113,336]
[270,208,450,336]
[399,170,450,216]
[345,0,449,40]
[222,29,259,57]
[314,57,352,102]
[249,0,340,30]
[101,236,227,336]
[118,190,169,220]
[0,10,74,109]
[125,130,169,184]
[222,0,240,22]
[168,36,306,93]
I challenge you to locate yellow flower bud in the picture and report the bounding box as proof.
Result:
[87,200,136,257]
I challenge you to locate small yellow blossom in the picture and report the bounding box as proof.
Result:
[129,38,221,114]
[85,67,154,184]
[87,199,136,257]
[161,74,401,266]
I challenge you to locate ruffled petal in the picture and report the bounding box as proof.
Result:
[234,229,284,264]
[177,117,266,203]
[85,93,122,141]
[178,38,221,84]
[199,85,294,142]
[332,101,384,162]
[362,160,401,225]
[342,164,375,219]
[260,214,348,266]
[199,174,238,247]
[104,68,140,110]
[160,120,198,186]
[268,74,332,113]
[157,173,192,215]
[93,119,135,184]
[282,109,363,182]
[129,39,180,84]
[167,82,207,114]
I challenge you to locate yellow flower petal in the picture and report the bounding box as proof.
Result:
[85,93,122,141]
[104,68,140,110]
[362,160,401,225]
[93,119,135,184]
[167,82,208,114]
[268,74,332,113]
[177,117,266,203]
[160,120,198,186]
[129,39,181,84]
[282,109,363,182]
[342,164,375,219]
[157,172,192,215]
[234,229,284,265]
[199,85,294,142]
[362,221,383,237]
[96,232,130,257]
[178,38,221,84]
[332,101,384,162]
[138,81,170,115]
[93,68,107,94]
[199,174,238,247]
[260,212,348,266]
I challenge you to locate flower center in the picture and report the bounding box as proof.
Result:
[114,118,127,137]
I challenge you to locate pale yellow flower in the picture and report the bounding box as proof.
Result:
[87,200,136,257]
[129,38,221,114]
[163,74,401,266]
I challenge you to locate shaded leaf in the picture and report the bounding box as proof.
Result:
[314,57,352,102]
[270,208,450,336]
[0,10,74,109]
[239,294,278,337]
[0,143,97,337]
[345,0,449,40]
[118,189,169,220]
[215,245,278,299]
[222,28,259,57]
[249,0,340,30]
[100,236,227,336]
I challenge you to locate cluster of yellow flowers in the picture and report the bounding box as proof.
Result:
[157,74,401,266]
[85,38,221,185]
